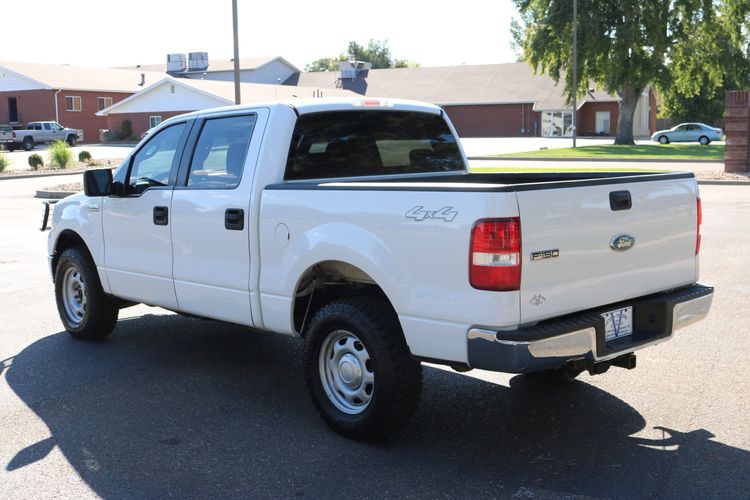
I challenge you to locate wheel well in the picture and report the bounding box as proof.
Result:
[51,230,89,280]
[23,136,33,142]
[292,261,395,335]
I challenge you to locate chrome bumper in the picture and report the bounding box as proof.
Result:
[467,284,714,374]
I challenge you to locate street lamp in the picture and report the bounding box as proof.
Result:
[232,0,241,105]
[572,0,578,147]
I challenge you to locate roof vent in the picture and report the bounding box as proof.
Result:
[339,60,372,80]
[167,53,187,73]
[188,52,209,72]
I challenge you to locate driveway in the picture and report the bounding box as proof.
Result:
[0,175,747,498]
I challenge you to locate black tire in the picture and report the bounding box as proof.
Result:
[54,246,118,340]
[7,144,15,152]
[66,134,76,146]
[699,135,710,145]
[658,135,669,144]
[304,296,423,439]
[22,137,33,151]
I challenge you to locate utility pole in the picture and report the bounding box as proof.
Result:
[232,0,241,105]
[572,0,578,147]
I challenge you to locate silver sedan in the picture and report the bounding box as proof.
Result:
[651,123,723,145]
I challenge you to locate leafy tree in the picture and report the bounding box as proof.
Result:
[305,39,419,72]
[512,0,747,144]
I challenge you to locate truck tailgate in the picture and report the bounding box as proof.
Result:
[517,175,699,324]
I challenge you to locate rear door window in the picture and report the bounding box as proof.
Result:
[284,111,464,180]
[185,114,256,189]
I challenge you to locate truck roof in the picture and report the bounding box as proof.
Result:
[174,97,443,121]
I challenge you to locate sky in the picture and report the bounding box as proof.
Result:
[6,0,519,70]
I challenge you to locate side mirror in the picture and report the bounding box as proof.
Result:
[83,169,113,197]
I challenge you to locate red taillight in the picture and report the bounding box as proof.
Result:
[11,131,15,139]
[469,218,521,291]
[696,197,702,255]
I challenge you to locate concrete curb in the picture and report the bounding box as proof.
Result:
[469,156,724,164]
[35,190,74,199]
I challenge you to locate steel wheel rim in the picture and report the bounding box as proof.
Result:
[318,329,374,415]
[61,266,87,327]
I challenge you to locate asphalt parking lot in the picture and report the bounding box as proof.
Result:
[0,175,747,499]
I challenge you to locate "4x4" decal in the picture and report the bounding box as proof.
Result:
[405,206,458,222]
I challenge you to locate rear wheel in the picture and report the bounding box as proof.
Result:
[304,296,422,439]
[22,137,33,151]
[66,134,76,146]
[658,136,669,144]
[55,247,118,340]
[699,135,710,145]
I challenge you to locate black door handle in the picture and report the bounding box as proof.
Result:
[153,206,169,225]
[225,208,244,230]
[609,191,632,211]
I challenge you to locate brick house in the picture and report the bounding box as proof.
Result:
[284,62,657,138]
[0,61,167,142]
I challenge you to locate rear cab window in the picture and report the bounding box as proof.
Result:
[284,110,465,180]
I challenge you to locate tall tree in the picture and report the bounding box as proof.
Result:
[305,39,419,72]
[512,0,743,144]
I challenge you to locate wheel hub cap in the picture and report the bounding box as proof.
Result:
[318,330,374,415]
[61,266,87,327]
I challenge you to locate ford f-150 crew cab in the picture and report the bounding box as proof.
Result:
[46,98,713,438]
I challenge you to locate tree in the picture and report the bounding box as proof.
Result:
[305,39,419,72]
[657,3,749,124]
[512,0,746,144]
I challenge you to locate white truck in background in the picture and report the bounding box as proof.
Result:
[9,121,78,151]
[45,98,713,438]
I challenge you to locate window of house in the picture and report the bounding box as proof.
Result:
[149,116,162,129]
[97,97,113,111]
[541,111,574,137]
[65,96,82,112]
[186,114,257,189]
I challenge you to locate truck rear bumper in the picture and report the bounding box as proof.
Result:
[467,283,714,373]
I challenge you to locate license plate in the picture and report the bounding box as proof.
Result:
[601,306,633,341]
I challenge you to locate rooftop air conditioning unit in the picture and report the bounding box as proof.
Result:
[188,52,209,72]
[339,61,372,80]
[167,53,187,73]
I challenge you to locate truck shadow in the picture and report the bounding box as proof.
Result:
[5,314,748,498]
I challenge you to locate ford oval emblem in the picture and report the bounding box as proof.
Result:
[610,234,635,251]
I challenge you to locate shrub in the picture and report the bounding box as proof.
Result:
[120,120,132,140]
[28,153,44,170]
[78,150,92,163]
[102,130,121,143]
[86,159,102,167]
[49,140,73,168]
[0,153,8,173]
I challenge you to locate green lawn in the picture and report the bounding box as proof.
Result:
[496,144,724,160]
[470,165,668,173]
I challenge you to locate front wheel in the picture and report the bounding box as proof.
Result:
[304,297,423,439]
[658,136,669,144]
[699,135,710,145]
[55,247,118,340]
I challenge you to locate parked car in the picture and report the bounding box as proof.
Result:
[651,123,723,145]
[0,125,14,150]
[9,121,78,151]
[45,98,713,439]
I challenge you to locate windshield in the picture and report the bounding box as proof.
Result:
[285,110,465,180]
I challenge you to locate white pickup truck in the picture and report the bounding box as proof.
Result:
[46,98,713,438]
[11,121,78,151]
